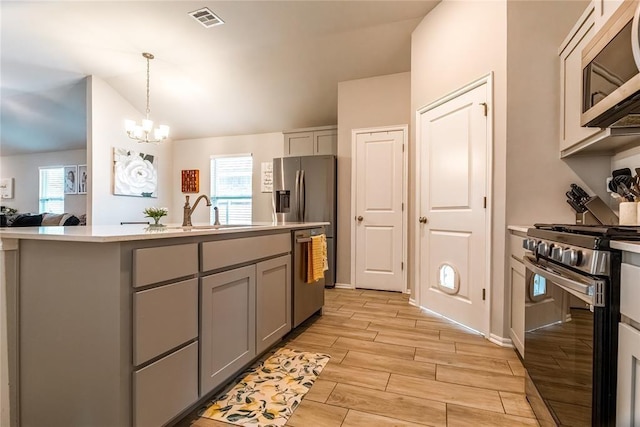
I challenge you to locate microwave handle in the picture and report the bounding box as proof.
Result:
[631,2,640,70]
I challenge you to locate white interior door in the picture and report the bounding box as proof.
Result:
[354,129,405,292]
[417,81,489,334]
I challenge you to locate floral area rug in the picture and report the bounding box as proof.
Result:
[200,348,331,427]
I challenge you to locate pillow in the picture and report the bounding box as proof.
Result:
[63,215,80,226]
[41,213,66,226]
[12,214,43,227]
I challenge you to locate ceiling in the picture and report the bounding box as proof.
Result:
[0,0,439,156]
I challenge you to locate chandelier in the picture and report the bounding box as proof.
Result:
[124,52,170,143]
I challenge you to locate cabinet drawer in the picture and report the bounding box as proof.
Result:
[510,234,526,262]
[133,243,198,287]
[201,234,290,272]
[621,263,640,323]
[134,342,198,427]
[134,278,198,365]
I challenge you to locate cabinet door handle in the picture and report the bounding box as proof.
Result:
[356,216,363,222]
[419,217,428,224]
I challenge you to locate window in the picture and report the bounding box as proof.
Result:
[210,155,252,224]
[39,167,64,213]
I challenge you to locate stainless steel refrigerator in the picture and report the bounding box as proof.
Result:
[272,155,336,287]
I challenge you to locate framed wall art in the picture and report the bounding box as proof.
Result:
[78,164,87,194]
[113,148,158,198]
[0,178,14,199]
[64,165,78,194]
[181,169,199,193]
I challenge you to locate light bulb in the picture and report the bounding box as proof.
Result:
[124,119,136,132]
[158,125,170,138]
[142,119,153,132]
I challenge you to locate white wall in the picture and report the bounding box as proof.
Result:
[87,76,174,225]
[411,0,508,336]
[171,132,284,225]
[336,72,411,286]
[0,149,87,215]
[506,0,608,227]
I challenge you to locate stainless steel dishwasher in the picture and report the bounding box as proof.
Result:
[292,227,326,327]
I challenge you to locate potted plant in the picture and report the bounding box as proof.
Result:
[143,207,168,226]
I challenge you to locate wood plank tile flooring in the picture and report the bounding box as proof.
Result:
[177,288,538,427]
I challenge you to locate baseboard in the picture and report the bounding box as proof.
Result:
[409,298,417,306]
[334,282,355,290]
[489,333,514,348]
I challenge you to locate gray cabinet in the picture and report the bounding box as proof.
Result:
[133,243,198,287]
[133,278,198,365]
[284,126,337,156]
[132,245,199,427]
[200,265,256,396]
[14,231,296,427]
[256,255,291,354]
[133,342,198,427]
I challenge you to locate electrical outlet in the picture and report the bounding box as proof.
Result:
[606,177,613,193]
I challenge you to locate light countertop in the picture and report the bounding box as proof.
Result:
[0,222,329,243]
[611,241,640,254]
[508,225,531,234]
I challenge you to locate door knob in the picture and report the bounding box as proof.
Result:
[356,216,363,222]
[419,216,428,224]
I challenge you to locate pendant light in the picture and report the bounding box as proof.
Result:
[124,52,170,143]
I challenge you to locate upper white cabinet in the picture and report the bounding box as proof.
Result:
[559,0,637,157]
[284,125,337,156]
[559,4,603,155]
[593,0,625,32]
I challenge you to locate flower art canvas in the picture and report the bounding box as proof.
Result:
[113,148,158,197]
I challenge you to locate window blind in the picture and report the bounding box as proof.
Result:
[210,155,253,224]
[39,167,64,213]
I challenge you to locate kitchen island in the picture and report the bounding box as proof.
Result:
[0,222,327,427]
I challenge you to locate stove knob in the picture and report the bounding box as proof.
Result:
[550,246,564,261]
[537,242,549,257]
[562,249,582,266]
[523,239,535,251]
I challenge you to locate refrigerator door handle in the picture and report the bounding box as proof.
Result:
[295,170,301,221]
[300,170,306,222]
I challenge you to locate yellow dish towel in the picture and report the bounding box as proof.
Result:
[306,234,328,283]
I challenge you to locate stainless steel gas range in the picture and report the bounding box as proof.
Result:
[522,224,640,426]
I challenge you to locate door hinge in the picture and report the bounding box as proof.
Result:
[482,288,486,301]
[401,262,404,271]
[480,102,488,116]
[402,144,405,152]
[483,196,487,208]
[402,202,404,211]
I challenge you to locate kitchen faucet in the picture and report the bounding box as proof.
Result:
[182,194,212,227]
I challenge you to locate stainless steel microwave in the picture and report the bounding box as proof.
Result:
[582,0,640,128]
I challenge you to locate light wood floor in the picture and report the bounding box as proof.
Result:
[178,288,539,427]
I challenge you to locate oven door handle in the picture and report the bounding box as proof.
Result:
[523,255,606,307]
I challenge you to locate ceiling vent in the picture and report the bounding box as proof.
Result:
[189,7,224,28]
